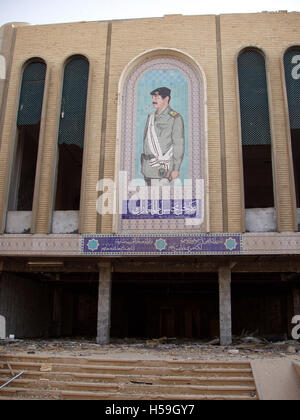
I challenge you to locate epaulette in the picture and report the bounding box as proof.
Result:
[169,110,180,118]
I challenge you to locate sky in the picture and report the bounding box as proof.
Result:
[0,0,300,27]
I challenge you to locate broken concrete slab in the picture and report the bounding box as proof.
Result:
[51,211,79,234]
[40,363,52,372]
[5,211,31,234]
[245,208,277,232]
[251,359,300,400]
[293,361,300,381]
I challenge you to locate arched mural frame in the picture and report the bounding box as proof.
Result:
[113,48,209,234]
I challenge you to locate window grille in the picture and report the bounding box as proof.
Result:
[17,61,46,126]
[284,48,300,212]
[284,49,300,130]
[238,50,274,212]
[238,50,271,146]
[58,57,89,148]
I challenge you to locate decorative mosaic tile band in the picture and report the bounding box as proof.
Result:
[0,235,80,256]
[1,233,300,257]
[81,233,243,256]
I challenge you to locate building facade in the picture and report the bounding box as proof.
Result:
[0,11,300,344]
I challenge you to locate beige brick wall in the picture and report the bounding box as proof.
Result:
[0,22,108,234]
[0,12,299,235]
[0,23,28,149]
[102,14,223,233]
[220,11,300,232]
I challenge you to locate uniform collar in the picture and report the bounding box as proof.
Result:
[156,105,171,116]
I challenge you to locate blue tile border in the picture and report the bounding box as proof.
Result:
[2,232,300,256]
[81,233,243,256]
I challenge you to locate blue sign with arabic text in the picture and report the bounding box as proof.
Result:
[82,233,242,256]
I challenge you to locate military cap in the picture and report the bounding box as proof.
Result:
[150,87,171,99]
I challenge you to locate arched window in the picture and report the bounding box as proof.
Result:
[238,50,275,215]
[284,48,300,209]
[54,56,89,211]
[8,59,46,212]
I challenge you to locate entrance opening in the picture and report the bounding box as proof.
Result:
[111,272,219,340]
[232,273,294,339]
[51,276,98,338]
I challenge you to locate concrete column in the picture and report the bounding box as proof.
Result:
[0,315,6,339]
[218,266,232,346]
[34,63,61,234]
[0,23,29,233]
[96,263,112,345]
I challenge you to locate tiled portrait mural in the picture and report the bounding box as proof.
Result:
[117,55,207,233]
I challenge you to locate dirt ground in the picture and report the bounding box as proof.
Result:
[1,337,300,362]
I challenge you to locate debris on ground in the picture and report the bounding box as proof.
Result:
[228,349,240,355]
[146,337,176,346]
[40,363,53,372]
[0,336,299,362]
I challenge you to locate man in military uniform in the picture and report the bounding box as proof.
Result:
[141,87,185,185]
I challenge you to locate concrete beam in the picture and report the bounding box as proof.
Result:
[96,263,112,345]
[0,315,6,339]
[218,266,232,346]
[113,260,300,273]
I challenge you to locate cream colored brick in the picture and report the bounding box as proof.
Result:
[0,22,108,234]
[220,12,300,232]
[0,12,299,235]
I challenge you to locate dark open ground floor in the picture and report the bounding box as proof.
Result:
[0,255,299,343]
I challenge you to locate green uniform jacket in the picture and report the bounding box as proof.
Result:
[141,105,185,180]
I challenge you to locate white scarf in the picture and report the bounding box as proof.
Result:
[147,113,173,171]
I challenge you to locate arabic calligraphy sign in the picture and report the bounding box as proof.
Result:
[82,234,242,256]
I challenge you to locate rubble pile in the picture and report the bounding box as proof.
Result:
[0,335,299,361]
